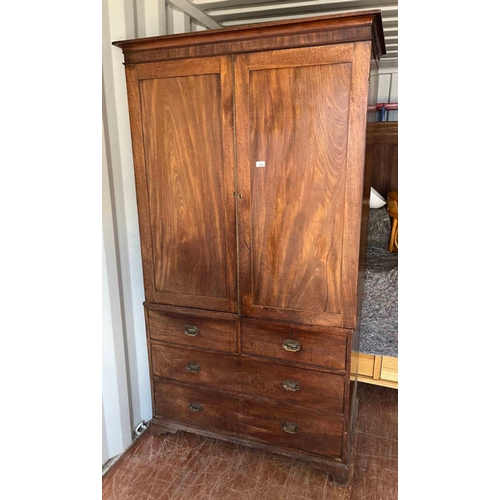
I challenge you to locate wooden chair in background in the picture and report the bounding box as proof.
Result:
[387,191,398,252]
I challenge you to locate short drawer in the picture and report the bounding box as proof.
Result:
[241,321,348,371]
[154,379,344,459]
[147,309,237,353]
[155,378,240,432]
[151,344,345,413]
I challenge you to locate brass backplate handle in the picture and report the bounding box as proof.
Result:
[282,379,300,392]
[188,402,203,412]
[282,338,301,352]
[186,362,201,373]
[282,421,299,434]
[184,325,199,337]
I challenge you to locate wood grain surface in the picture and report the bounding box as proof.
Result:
[151,344,345,412]
[235,44,370,328]
[241,320,348,371]
[365,122,398,198]
[112,11,385,485]
[154,379,344,459]
[102,383,397,499]
[112,10,385,65]
[148,309,238,353]
[248,63,349,314]
[140,66,227,297]
[127,56,237,312]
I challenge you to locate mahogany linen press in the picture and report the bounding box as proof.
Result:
[113,10,385,485]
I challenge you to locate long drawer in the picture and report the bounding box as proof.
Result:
[147,309,237,353]
[154,378,344,459]
[241,321,348,371]
[151,343,345,413]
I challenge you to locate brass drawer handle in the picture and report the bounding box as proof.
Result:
[282,379,300,392]
[282,338,301,352]
[188,401,203,412]
[183,325,199,337]
[282,421,299,434]
[186,362,201,373]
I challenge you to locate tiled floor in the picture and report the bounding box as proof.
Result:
[102,383,397,500]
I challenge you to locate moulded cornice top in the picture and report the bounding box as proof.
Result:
[112,10,385,62]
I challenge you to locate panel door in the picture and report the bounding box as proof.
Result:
[125,56,237,312]
[235,43,371,327]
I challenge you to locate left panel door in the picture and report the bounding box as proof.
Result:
[125,56,237,312]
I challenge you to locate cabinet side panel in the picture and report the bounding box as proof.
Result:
[342,41,372,329]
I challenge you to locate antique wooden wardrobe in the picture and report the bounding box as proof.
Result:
[113,10,385,486]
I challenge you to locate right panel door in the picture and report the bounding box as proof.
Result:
[235,43,371,328]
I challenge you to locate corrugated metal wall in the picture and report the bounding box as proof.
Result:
[102,1,398,466]
[102,0,210,467]
[103,0,161,466]
[377,69,398,121]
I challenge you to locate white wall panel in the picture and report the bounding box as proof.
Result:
[102,0,199,467]
[193,19,208,31]
[377,73,392,103]
[136,0,167,38]
[170,5,193,33]
[102,122,133,464]
[388,72,398,102]
[102,0,148,466]
[386,71,398,120]
[102,239,132,464]
[375,69,398,121]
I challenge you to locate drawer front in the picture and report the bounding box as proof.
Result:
[154,379,343,459]
[155,378,240,432]
[241,321,348,371]
[148,309,237,353]
[151,344,344,413]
